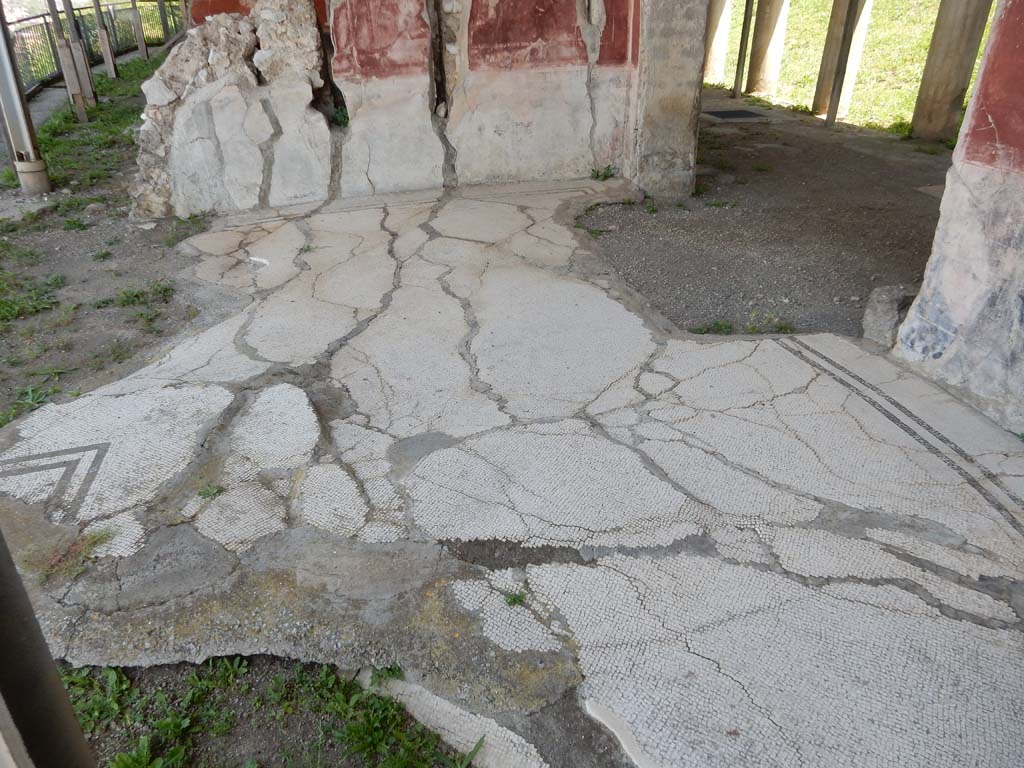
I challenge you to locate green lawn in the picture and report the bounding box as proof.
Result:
[711,0,994,133]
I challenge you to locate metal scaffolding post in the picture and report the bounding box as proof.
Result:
[92,0,119,78]
[130,0,150,59]
[59,0,97,106]
[0,2,50,194]
[45,0,89,121]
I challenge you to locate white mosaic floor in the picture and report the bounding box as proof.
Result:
[2,181,1023,767]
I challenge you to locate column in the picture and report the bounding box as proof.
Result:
[745,0,789,95]
[634,0,709,197]
[704,0,731,84]
[911,0,993,141]
[812,0,873,117]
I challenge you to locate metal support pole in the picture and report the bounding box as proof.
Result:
[156,0,170,41]
[45,0,88,122]
[732,0,756,98]
[92,0,118,78]
[106,6,118,51]
[825,0,861,127]
[130,0,149,59]
[0,532,94,767]
[60,0,96,106]
[180,0,190,32]
[43,18,61,76]
[0,3,50,193]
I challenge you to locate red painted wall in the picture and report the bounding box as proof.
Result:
[597,0,636,65]
[331,0,431,80]
[191,0,327,29]
[190,0,251,24]
[467,0,637,70]
[962,0,1024,172]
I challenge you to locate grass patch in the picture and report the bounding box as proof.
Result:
[163,216,207,247]
[590,165,617,181]
[37,55,166,189]
[67,659,483,768]
[0,271,64,326]
[712,0,995,133]
[100,281,176,311]
[690,320,735,335]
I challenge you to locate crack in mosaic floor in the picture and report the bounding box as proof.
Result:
[1,180,1022,767]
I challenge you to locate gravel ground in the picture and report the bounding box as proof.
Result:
[579,97,951,337]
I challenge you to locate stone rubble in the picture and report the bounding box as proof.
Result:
[132,0,329,218]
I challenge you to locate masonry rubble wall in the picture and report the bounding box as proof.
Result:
[132,0,330,217]
[135,0,706,216]
[894,0,1024,432]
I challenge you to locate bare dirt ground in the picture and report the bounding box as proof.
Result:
[0,55,218,428]
[578,87,952,337]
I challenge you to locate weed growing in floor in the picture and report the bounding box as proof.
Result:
[134,308,162,334]
[752,163,773,172]
[586,228,608,238]
[689,320,734,335]
[63,217,90,231]
[504,590,527,606]
[163,216,207,248]
[742,310,796,335]
[93,250,114,262]
[369,664,404,686]
[0,168,17,189]
[645,204,658,214]
[591,165,617,181]
[97,282,175,331]
[63,667,142,735]
[54,196,105,215]
[70,659,484,768]
[197,481,226,500]
[30,365,75,383]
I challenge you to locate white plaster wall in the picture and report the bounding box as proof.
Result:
[895,160,1024,432]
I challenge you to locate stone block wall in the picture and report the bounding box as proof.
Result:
[135,0,706,216]
[895,0,1024,432]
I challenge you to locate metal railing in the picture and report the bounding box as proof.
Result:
[7,1,184,96]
